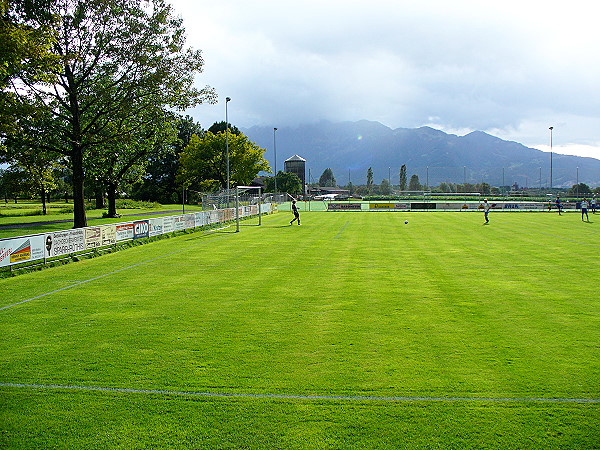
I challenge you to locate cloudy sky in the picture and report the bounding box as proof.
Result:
[170,0,600,160]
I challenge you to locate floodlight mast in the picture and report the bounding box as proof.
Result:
[549,126,553,189]
[273,127,278,194]
[226,97,231,193]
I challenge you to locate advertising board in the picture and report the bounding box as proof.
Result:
[44,229,85,258]
[0,235,45,267]
[149,217,164,237]
[328,203,362,210]
[116,223,134,241]
[133,220,149,239]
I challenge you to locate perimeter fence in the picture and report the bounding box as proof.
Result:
[1,203,273,275]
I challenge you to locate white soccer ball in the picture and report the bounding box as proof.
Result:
[405,220,409,224]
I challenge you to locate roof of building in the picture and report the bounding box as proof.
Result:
[285,154,306,162]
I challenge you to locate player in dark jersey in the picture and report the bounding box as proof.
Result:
[290,200,300,225]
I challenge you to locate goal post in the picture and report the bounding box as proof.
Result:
[235,186,263,232]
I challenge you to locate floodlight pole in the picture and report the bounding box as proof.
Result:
[226,97,231,193]
[273,127,278,194]
[549,126,553,189]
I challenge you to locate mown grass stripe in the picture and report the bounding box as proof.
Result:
[1,382,598,403]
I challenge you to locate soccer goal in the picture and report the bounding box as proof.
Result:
[235,186,264,232]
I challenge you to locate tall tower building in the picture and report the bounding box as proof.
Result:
[284,154,306,196]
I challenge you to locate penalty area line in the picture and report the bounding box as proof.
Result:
[1,382,598,404]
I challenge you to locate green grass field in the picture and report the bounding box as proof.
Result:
[1,211,599,448]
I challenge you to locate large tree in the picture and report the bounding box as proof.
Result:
[367,167,373,193]
[5,0,215,227]
[318,168,336,187]
[87,109,179,217]
[2,132,60,214]
[131,115,204,204]
[264,171,302,195]
[408,174,422,191]
[178,131,270,192]
[380,178,391,195]
[1,0,58,137]
[399,165,407,191]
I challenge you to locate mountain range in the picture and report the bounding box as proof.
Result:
[243,120,600,188]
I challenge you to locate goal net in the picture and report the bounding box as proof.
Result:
[235,186,264,232]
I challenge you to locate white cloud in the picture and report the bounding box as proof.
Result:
[171,0,600,161]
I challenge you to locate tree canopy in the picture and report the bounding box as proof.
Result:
[3,0,215,227]
[178,131,270,192]
[264,171,302,195]
[319,168,336,187]
[399,165,407,191]
[0,0,59,137]
[408,174,422,191]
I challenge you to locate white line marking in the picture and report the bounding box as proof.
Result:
[1,383,598,403]
[334,221,350,239]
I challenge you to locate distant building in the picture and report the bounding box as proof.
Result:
[284,154,306,195]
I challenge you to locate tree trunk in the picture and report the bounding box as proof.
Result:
[41,185,47,215]
[95,182,104,209]
[106,182,119,218]
[71,148,87,228]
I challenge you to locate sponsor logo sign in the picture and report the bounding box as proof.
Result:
[149,218,163,237]
[184,214,195,229]
[85,226,102,249]
[328,203,362,210]
[195,212,207,227]
[5,236,44,265]
[0,235,44,267]
[162,216,175,234]
[45,229,85,258]
[116,223,134,241]
[369,203,410,210]
[101,224,116,246]
[133,220,149,239]
[173,216,184,231]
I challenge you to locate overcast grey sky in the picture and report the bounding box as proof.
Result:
[170,0,600,160]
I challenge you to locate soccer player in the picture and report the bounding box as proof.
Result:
[591,196,597,214]
[555,195,563,215]
[290,200,300,225]
[483,199,490,224]
[581,198,590,222]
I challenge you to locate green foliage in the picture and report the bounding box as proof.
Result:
[130,115,204,204]
[380,178,391,195]
[366,167,373,192]
[399,164,407,191]
[4,0,216,227]
[264,171,302,194]
[0,0,59,136]
[318,168,336,187]
[569,183,592,196]
[178,131,270,190]
[208,121,241,136]
[114,199,160,210]
[408,174,422,190]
